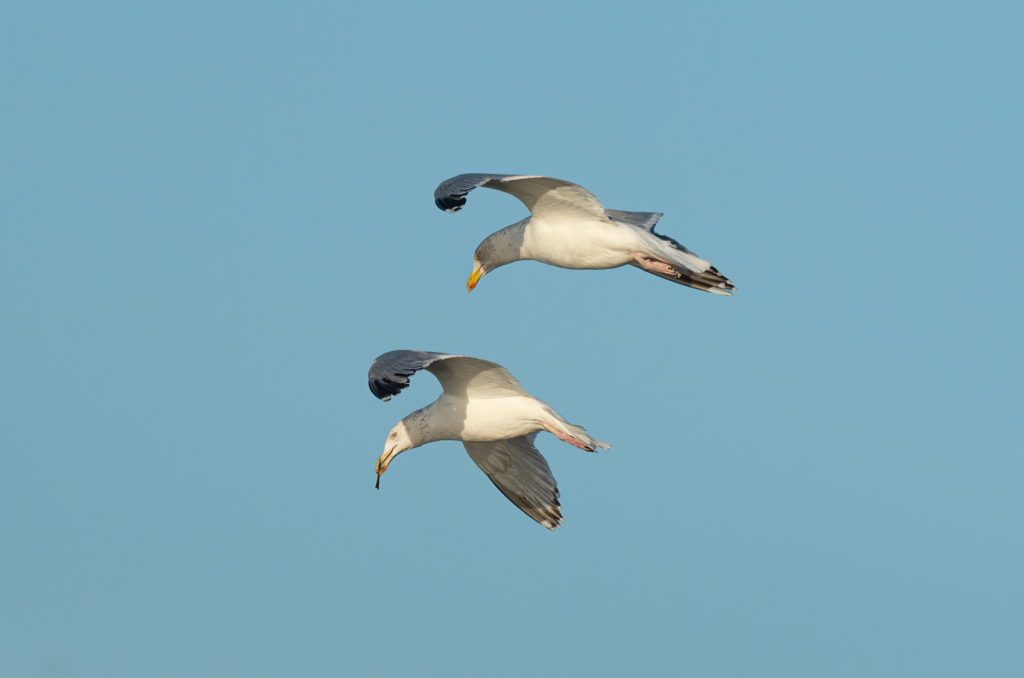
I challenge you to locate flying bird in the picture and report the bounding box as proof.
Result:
[434,173,735,294]
[369,350,610,530]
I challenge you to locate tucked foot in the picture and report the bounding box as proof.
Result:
[545,425,596,451]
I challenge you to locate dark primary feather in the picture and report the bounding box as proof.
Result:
[367,350,453,401]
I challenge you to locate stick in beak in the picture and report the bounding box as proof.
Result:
[375,449,392,490]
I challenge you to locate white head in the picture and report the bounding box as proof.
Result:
[375,420,414,489]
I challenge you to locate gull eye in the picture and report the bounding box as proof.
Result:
[390,431,398,439]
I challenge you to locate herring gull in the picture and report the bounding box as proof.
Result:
[369,350,610,530]
[434,173,736,294]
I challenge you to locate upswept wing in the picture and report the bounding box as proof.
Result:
[434,173,607,221]
[368,350,525,401]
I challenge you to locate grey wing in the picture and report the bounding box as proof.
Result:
[463,433,563,530]
[368,350,525,401]
[434,173,606,219]
[434,174,538,212]
[424,356,525,398]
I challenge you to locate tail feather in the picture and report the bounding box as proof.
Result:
[634,259,735,295]
[563,422,611,452]
[636,234,736,295]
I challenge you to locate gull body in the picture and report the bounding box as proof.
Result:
[523,215,648,269]
[434,173,736,294]
[368,350,610,530]
[398,394,559,443]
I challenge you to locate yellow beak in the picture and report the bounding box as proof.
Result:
[466,263,484,292]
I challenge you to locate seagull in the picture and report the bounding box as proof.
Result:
[434,173,735,295]
[368,350,610,530]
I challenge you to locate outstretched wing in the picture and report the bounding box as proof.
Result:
[368,350,526,401]
[434,173,607,221]
[463,433,563,530]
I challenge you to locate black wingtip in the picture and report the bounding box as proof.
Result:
[368,379,400,400]
[435,195,466,212]
[368,371,417,401]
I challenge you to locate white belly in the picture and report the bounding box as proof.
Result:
[459,396,546,441]
[523,217,640,270]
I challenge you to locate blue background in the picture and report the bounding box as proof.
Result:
[2,2,1021,676]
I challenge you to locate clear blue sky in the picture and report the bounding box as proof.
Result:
[2,2,1022,676]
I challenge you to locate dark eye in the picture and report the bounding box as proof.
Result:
[391,431,398,439]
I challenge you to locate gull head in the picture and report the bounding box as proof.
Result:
[469,220,527,292]
[375,421,413,489]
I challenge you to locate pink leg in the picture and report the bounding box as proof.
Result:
[631,253,677,276]
[544,424,592,451]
